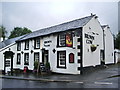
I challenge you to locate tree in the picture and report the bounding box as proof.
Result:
[8,27,32,39]
[114,31,120,49]
[0,26,7,40]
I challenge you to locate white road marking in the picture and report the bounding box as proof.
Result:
[74,82,83,84]
[95,82,113,85]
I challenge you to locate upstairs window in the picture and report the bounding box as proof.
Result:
[59,34,66,47]
[25,40,29,50]
[34,38,40,49]
[17,53,21,64]
[17,42,21,51]
[57,32,73,47]
[24,53,29,65]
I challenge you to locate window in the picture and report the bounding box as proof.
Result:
[24,53,29,65]
[59,34,66,46]
[17,42,21,51]
[57,32,73,47]
[17,53,21,64]
[25,40,29,50]
[34,52,39,62]
[34,38,40,49]
[57,51,66,68]
[69,53,74,63]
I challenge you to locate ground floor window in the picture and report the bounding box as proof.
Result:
[17,53,21,64]
[24,53,29,65]
[34,52,39,62]
[57,51,66,68]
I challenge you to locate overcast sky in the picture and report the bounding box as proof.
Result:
[0,1,119,37]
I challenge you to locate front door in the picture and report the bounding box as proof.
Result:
[5,56,11,73]
[42,50,48,65]
[4,51,14,75]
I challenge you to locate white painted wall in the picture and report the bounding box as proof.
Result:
[17,34,81,74]
[104,26,114,64]
[41,34,80,74]
[0,43,17,71]
[0,37,3,42]
[114,49,120,63]
[82,16,103,67]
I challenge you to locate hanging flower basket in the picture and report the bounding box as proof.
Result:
[90,45,97,52]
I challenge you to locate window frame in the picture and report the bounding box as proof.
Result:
[34,52,39,62]
[57,51,66,69]
[17,53,21,65]
[69,53,74,63]
[24,53,29,65]
[57,32,73,47]
[34,38,40,49]
[25,40,29,50]
[17,42,21,51]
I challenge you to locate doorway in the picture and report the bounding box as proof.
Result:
[4,51,14,75]
[42,50,49,65]
[100,50,105,65]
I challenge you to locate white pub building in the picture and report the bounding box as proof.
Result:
[0,14,115,74]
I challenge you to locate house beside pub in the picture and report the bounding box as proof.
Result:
[0,14,115,74]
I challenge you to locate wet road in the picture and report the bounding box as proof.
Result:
[1,77,119,88]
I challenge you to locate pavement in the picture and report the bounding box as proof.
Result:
[0,63,120,83]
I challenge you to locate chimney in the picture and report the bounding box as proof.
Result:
[91,13,93,16]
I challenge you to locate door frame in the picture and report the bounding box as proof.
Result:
[42,49,49,65]
[3,51,14,75]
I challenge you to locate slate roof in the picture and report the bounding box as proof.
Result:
[0,35,27,49]
[17,15,94,41]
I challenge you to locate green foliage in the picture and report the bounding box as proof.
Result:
[114,31,120,49]
[8,27,32,39]
[45,62,50,69]
[0,26,7,40]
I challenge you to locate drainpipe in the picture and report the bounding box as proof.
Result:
[80,29,83,74]
[103,29,105,64]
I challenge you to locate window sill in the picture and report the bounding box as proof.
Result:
[57,66,66,69]
[24,49,29,50]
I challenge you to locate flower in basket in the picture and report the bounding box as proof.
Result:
[90,44,97,52]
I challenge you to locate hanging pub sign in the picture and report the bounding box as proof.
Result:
[66,33,72,47]
[69,53,74,63]
[44,40,52,47]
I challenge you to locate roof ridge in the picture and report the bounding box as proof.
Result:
[32,15,94,33]
[17,15,94,41]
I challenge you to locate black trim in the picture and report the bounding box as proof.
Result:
[78,52,81,56]
[34,52,39,62]
[80,30,83,74]
[57,33,66,47]
[24,40,29,50]
[77,67,81,70]
[57,32,73,48]
[17,42,21,51]
[42,50,49,64]
[17,53,21,65]
[69,53,74,63]
[78,59,81,63]
[103,29,105,64]
[34,38,40,49]
[57,51,66,69]
[77,38,81,42]
[24,53,29,65]
[3,51,14,75]
[77,45,81,49]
